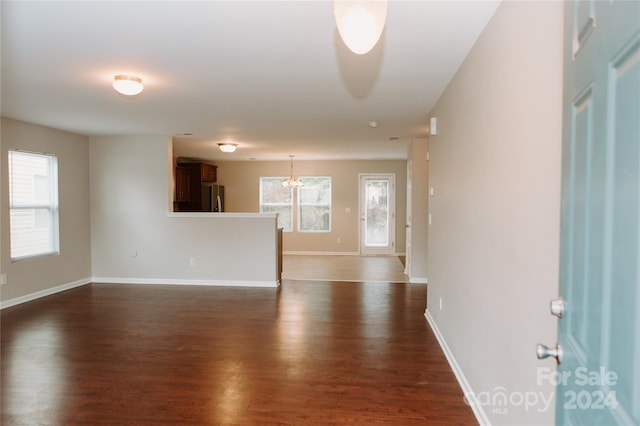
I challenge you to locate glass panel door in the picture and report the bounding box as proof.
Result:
[360,174,395,255]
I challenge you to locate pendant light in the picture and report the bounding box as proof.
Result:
[334,0,387,55]
[282,155,304,188]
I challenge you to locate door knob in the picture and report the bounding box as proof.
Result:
[550,298,565,318]
[536,343,563,364]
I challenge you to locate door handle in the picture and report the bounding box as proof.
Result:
[536,343,562,364]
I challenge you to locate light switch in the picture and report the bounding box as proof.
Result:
[345,207,351,213]
[430,187,435,197]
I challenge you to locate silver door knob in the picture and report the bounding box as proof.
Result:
[550,298,565,318]
[536,343,563,364]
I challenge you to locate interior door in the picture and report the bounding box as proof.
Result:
[552,1,639,424]
[359,174,396,255]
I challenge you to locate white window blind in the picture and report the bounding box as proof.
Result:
[8,150,60,260]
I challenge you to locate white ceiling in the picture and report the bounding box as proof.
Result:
[1,1,500,161]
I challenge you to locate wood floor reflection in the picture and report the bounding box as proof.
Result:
[282,255,410,282]
[1,281,476,425]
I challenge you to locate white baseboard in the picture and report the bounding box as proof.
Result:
[283,251,407,257]
[0,277,91,310]
[91,277,279,288]
[424,309,491,426]
[283,251,360,256]
[409,277,428,284]
[1,277,279,309]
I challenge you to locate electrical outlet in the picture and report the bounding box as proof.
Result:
[337,237,341,244]
[1,274,7,286]
[189,258,195,266]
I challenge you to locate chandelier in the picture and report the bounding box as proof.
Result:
[282,155,304,188]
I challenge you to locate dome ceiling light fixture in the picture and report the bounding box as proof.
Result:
[334,0,388,55]
[113,74,144,96]
[218,143,238,153]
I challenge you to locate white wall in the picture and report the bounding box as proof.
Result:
[407,138,429,282]
[426,2,563,425]
[90,135,279,286]
[1,118,92,305]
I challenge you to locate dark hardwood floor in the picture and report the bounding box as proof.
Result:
[1,281,476,425]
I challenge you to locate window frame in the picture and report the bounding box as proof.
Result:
[297,176,332,233]
[259,177,294,232]
[8,149,60,261]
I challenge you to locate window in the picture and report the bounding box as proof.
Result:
[8,150,60,260]
[260,177,293,232]
[260,176,332,233]
[298,177,331,232]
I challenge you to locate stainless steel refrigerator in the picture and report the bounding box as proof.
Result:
[201,184,224,212]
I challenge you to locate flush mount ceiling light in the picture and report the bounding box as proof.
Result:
[218,143,238,153]
[282,155,304,189]
[113,74,144,96]
[334,0,387,55]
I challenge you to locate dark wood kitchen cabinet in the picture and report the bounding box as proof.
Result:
[183,162,216,185]
[174,162,217,211]
[174,166,191,202]
[200,163,217,182]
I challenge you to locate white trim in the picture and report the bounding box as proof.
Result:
[284,277,407,284]
[91,277,279,288]
[424,309,491,426]
[283,251,407,257]
[283,251,360,256]
[1,277,280,309]
[0,277,91,310]
[167,212,277,219]
[409,277,428,284]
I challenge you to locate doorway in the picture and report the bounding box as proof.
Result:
[359,174,396,255]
